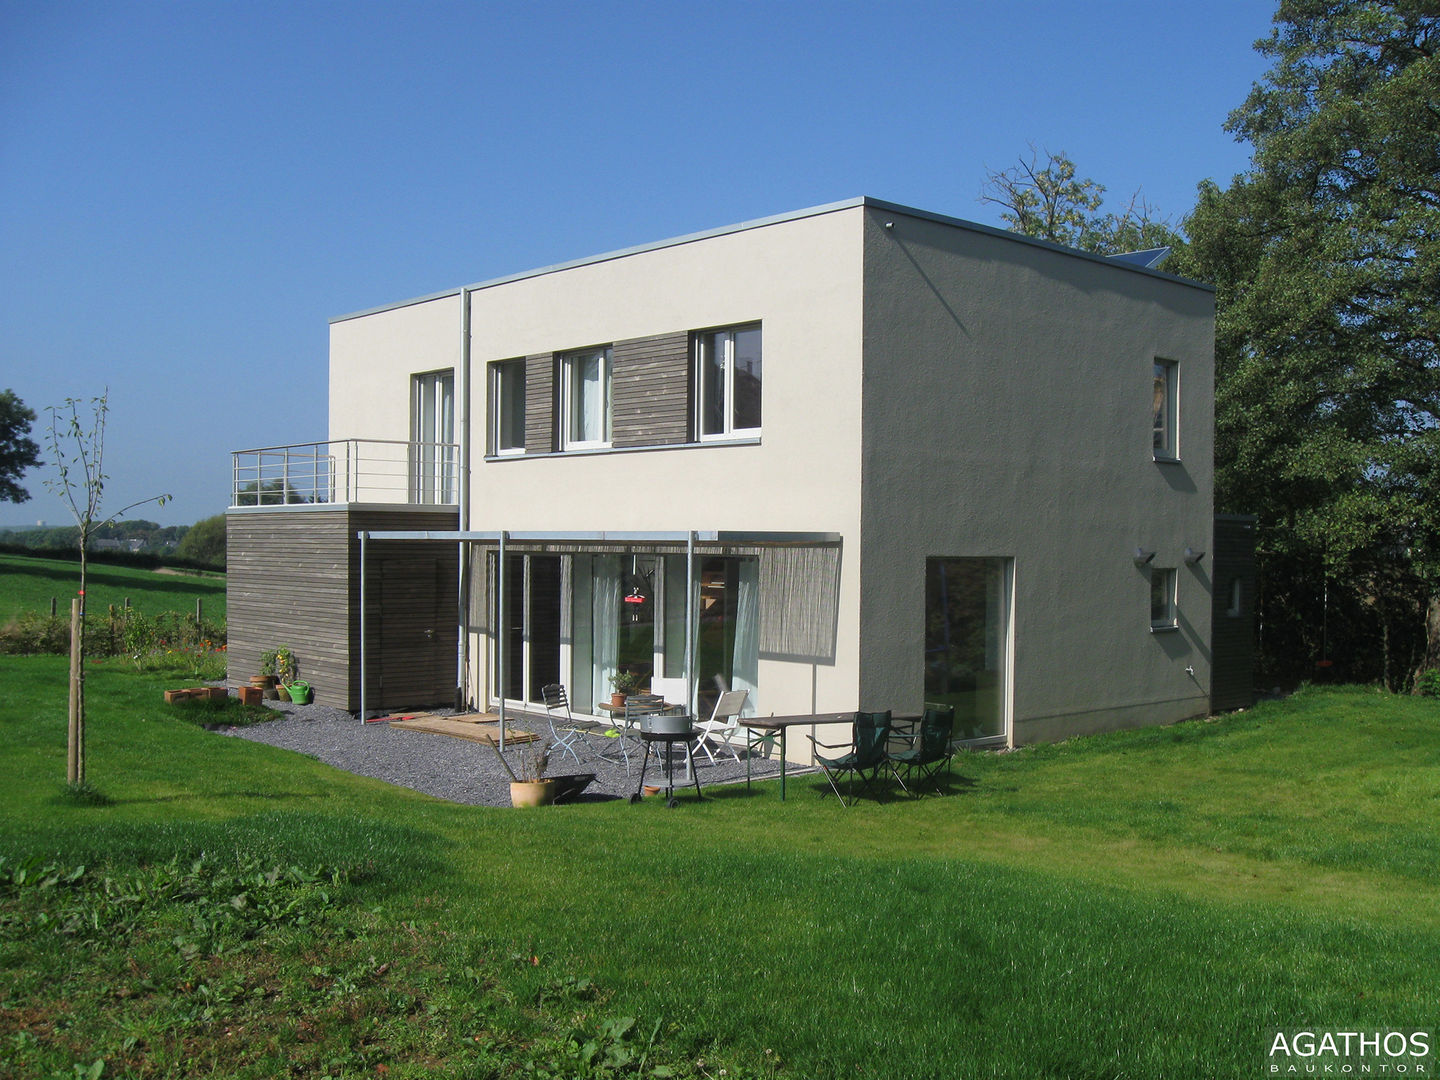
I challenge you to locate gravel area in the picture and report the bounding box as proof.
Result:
[220,699,791,807]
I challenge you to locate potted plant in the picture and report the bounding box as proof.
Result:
[608,669,647,708]
[485,738,556,808]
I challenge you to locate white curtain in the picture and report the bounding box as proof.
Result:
[592,554,621,704]
[731,558,759,716]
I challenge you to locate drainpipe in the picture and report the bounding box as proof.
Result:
[497,530,507,751]
[456,287,471,710]
[685,531,695,716]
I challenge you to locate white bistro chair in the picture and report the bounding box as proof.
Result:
[694,689,749,765]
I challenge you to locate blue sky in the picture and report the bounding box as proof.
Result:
[1,0,1276,527]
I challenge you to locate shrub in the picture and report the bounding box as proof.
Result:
[0,612,70,655]
[1415,668,1440,697]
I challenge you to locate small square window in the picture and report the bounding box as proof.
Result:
[1150,567,1177,630]
[559,346,612,450]
[490,359,526,455]
[1153,359,1179,460]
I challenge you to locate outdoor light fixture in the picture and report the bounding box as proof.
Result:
[1133,547,1156,566]
[1184,547,1206,565]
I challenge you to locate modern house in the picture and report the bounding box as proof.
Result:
[227,197,1253,755]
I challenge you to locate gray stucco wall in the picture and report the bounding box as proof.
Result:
[857,207,1216,744]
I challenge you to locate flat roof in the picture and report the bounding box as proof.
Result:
[332,196,1210,324]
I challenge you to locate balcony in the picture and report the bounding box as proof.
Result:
[230,439,459,508]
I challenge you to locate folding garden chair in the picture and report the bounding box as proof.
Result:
[887,704,955,795]
[540,684,592,765]
[807,710,892,807]
[694,689,749,765]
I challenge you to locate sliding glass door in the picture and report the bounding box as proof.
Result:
[925,557,1010,741]
[496,554,562,709]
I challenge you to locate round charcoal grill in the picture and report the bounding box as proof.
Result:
[631,710,702,807]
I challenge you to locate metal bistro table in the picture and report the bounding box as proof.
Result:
[740,712,923,801]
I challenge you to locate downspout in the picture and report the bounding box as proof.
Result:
[456,287,471,710]
[358,531,368,723]
[685,531,695,716]
[497,530,507,750]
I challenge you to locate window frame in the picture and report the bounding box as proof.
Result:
[489,358,527,456]
[559,346,613,451]
[409,369,456,504]
[1149,566,1178,631]
[1153,358,1179,461]
[694,323,762,442]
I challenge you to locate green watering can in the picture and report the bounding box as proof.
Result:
[286,681,312,705]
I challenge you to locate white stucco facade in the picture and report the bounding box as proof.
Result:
[324,198,1216,750]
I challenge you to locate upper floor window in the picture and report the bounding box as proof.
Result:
[490,358,526,455]
[560,346,611,450]
[1153,359,1179,460]
[411,369,456,503]
[695,324,762,439]
[1150,566,1177,630]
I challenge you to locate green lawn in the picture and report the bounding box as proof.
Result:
[0,551,226,622]
[2,659,1437,1078]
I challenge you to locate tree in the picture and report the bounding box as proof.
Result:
[979,145,1187,255]
[1182,1,1440,686]
[0,388,42,503]
[176,514,226,567]
[44,391,170,786]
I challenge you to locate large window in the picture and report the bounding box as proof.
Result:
[1150,567,1178,630]
[925,558,1009,741]
[1153,359,1179,460]
[410,369,455,503]
[695,324,762,439]
[490,359,526,455]
[560,346,612,450]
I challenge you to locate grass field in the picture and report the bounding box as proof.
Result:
[2,659,1437,1078]
[0,551,226,622]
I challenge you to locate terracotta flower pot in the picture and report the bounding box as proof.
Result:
[611,692,626,708]
[510,780,557,808]
[237,686,261,705]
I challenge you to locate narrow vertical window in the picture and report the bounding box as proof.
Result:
[1150,567,1178,630]
[560,346,611,450]
[1153,359,1179,460]
[695,323,762,439]
[490,359,526,455]
[411,370,455,503]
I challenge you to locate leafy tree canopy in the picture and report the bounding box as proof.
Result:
[979,145,1187,256]
[175,514,226,567]
[0,388,42,504]
[1181,0,1440,681]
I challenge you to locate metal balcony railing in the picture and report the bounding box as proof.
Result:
[230,439,460,508]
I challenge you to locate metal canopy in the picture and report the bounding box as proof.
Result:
[354,528,842,745]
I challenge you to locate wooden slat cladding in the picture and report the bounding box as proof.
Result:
[227,507,459,712]
[1210,514,1257,712]
[612,331,690,448]
[524,353,554,453]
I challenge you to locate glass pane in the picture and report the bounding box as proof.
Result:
[925,558,1007,740]
[1150,568,1175,627]
[528,557,562,702]
[732,326,762,431]
[501,554,524,701]
[1153,361,1174,457]
[699,332,725,436]
[569,351,608,445]
[497,362,525,451]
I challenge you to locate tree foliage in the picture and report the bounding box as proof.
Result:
[175,514,226,568]
[980,145,1186,255]
[1182,0,1440,685]
[0,388,42,504]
